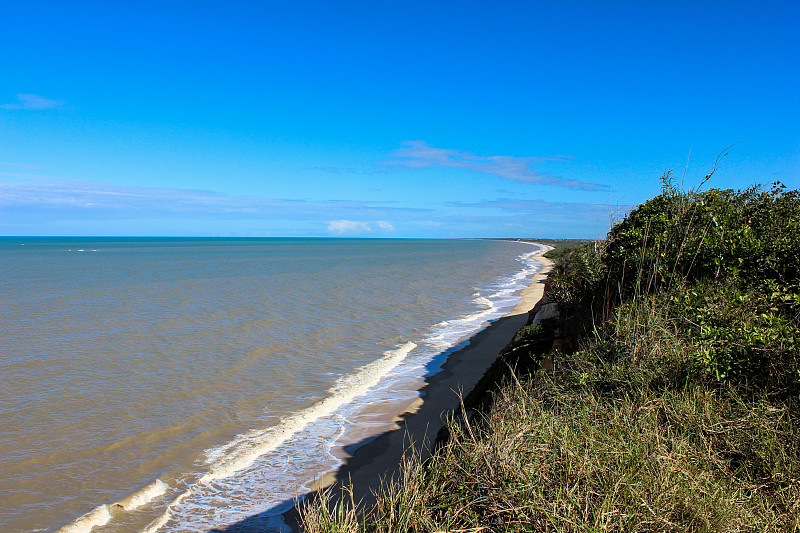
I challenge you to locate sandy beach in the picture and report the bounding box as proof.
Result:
[284,244,553,527]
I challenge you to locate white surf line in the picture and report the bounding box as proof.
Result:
[55,480,168,533]
[141,341,418,532]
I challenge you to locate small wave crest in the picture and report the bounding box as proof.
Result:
[472,292,493,307]
[54,504,112,533]
[55,479,169,533]
[113,479,168,511]
[140,491,191,533]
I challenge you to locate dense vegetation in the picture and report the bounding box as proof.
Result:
[300,176,800,532]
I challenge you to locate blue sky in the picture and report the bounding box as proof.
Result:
[1,1,798,238]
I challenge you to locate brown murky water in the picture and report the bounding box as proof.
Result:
[0,238,542,532]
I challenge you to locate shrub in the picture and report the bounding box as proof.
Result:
[551,174,800,388]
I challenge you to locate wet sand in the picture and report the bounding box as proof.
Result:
[285,244,553,526]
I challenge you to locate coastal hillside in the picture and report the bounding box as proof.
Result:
[300,176,800,531]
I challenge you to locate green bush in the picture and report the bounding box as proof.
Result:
[551,175,800,388]
[603,180,799,299]
[671,282,799,389]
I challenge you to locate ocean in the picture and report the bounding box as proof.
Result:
[0,237,544,533]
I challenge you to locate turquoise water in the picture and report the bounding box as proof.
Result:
[0,238,543,532]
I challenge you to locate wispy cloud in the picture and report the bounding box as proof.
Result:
[451,197,631,222]
[326,220,371,234]
[0,178,419,235]
[308,165,391,176]
[387,140,605,190]
[0,178,398,215]
[0,178,281,212]
[326,219,397,234]
[1,93,63,110]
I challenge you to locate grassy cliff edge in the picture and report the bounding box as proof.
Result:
[301,178,800,532]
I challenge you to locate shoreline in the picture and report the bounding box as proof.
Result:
[283,243,554,528]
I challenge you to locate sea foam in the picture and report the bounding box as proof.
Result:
[113,479,169,510]
[55,479,170,533]
[54,504,112,533]
[142,342,418,532]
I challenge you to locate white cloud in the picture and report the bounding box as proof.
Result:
[1,94,63,110]
[1,177,450,236]
[450,197,631,224]
[326,220,371,234]
[325,220,396,234]
[387,140,605,190]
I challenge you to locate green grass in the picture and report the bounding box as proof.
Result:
[520,238,593,261]
[493,238,592,261]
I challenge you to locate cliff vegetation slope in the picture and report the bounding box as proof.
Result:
[301,174,800,532]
